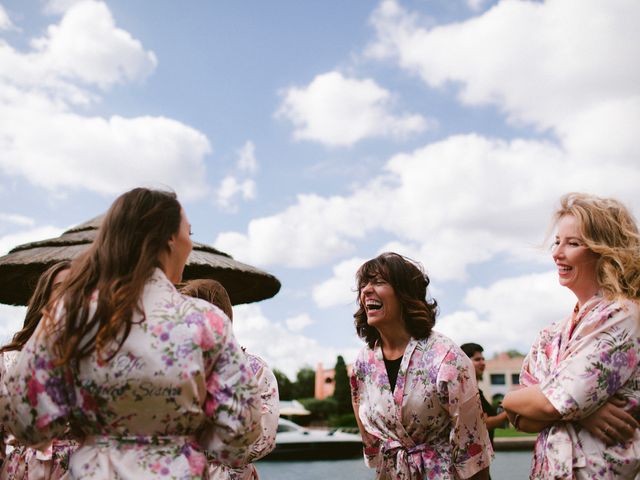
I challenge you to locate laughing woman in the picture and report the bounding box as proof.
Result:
[503,193,640,479]
[350,252,492,480]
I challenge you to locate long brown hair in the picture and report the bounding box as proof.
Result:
[46,188,182,366]
[553,193,640,300]
[354,252,438,349]
[180,279,233,320]
[1,261,70,353]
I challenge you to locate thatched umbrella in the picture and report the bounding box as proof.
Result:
[0,215,280,306]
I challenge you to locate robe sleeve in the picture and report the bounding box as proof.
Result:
[438,347,493,479]
[0,331,71,447]
[350,351,381,469]
[539,302,640,419]
[243,354,279,462]
[195,308,262,467]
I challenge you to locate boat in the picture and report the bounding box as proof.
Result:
[263,418,363,461]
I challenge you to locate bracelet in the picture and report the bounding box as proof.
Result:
[513,413,522,431]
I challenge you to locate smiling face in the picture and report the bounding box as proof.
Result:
[552,214,600,305]
[469,351,485,381]
[359,274,403,330]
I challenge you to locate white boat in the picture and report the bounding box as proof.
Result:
[264,418,363,461]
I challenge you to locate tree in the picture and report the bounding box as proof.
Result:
[292,367,315,399]
[332,355,351,414]
[273,368,293,400]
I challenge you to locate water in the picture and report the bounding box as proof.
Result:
[256,450,533,479]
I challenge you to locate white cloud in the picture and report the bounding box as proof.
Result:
[313,257,365,308]
[216,176,256,211]
[215,133,640,278]
[366,0,640,164]
[0,213,35,228]
[0,226,65,255]
[0,1,212,201]
[284,313,314,332]
[436,271,576,357]
[44,0,90,15]
[237,141,258,174]
[0,4,14,30]
[0,304,27,344]
[232,304,359,378]
[276,71,430,147]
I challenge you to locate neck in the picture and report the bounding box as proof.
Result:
[378,327,411,360]
[575,286,600,308]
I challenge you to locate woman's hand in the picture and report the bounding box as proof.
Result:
[579,397,639,446]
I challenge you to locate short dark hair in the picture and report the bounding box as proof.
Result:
[354,252,438,349]
[460,342,484,358]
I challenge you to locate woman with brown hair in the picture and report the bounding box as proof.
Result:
[0,187,261,479]
[0,261,72,479]
[181,279,279,480]
[350,252,492,479]
[503,192,640,478]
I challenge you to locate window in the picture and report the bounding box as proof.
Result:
[511,373,520,385]
[490,374,506,385]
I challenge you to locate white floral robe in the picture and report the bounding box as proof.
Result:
[521,294,640,479]
[208,353,279,480]
[350,332,493,480]
[0,269,262,479]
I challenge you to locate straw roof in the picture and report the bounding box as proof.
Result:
[0,215,281,306]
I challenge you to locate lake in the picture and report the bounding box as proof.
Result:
[256,450,533,479]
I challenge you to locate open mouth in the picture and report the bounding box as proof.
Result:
[366,301,382,312]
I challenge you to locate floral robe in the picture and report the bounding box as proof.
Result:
[350,331,493,479]
[1,350,77,480]
[521,295,640,479]
[208,353,279,479]
[0,268,262,479]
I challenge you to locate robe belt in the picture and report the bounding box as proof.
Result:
[381,439,438,475]
[84,434,197,447]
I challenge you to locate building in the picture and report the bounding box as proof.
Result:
[478,352,525,404]
[314,362,353,400]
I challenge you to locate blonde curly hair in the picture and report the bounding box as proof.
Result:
[553,192,640,300]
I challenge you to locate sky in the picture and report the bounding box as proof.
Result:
[0,0,638,378]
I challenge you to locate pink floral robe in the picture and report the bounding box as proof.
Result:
[521,294,640,479]
[208,353,279,479]
[0,269,262,479]
[350,331,493,479]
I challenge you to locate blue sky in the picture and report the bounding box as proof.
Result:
[1,0,638,377]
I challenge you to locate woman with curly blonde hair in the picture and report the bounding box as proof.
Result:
[504,193,640,479]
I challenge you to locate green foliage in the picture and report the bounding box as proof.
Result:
[332,355,351,414]
[505,349,525,358]
[273,368,293,401]
[292,367,315,399]
[328,413,358,429]
[299,397,338,421]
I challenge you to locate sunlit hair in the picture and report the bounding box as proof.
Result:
[1,261,71,353]
[552,192,640,300]
[46,188,182,366]
[180,279,233,321]
[354,252,438,349]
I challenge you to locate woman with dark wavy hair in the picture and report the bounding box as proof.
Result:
[0,188,261,479]
[350,252,492,480]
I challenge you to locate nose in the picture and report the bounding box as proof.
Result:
[552,244,564,262]
[361,281,374,294]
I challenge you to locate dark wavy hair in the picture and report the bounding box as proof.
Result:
[180,279,233,321]
[353,252,438,348]
[1,261,71,353]
[45,188,182,366]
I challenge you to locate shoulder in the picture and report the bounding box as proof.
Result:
[246,352,270,377]
[590,297,640,330]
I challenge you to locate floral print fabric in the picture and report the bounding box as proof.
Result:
[0,268,262,479]
[351,331,493,479]
[521,295,640,479]
[208,353,279,479]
